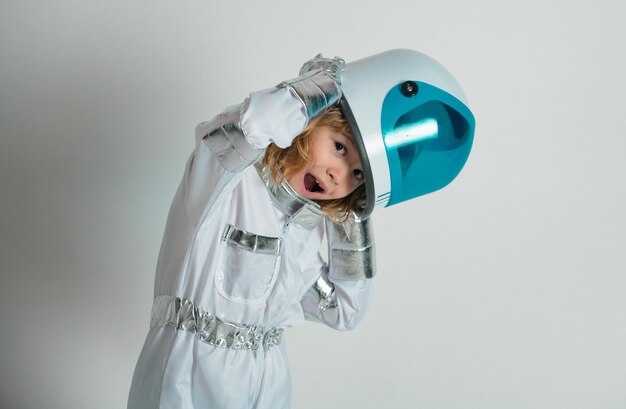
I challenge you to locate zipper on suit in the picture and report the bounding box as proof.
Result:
[252,220,312,408]
[251,340,266,409]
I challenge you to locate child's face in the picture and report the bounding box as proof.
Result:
[288,125,364,201]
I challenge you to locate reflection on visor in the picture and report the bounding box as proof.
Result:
[381,82,475,205]
[383,118,438,148]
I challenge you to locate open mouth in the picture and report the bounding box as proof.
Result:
[304,173,324,193]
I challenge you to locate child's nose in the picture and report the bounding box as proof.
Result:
[328,163,349,185]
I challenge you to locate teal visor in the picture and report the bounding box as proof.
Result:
[381,82,475,206]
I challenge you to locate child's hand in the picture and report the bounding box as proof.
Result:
[298,54,345,83]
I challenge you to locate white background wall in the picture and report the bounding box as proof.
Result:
[1,1,625,408]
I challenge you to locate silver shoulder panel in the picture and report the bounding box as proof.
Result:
[202,104,265,172]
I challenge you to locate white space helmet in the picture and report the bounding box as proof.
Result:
[339,49,475,216]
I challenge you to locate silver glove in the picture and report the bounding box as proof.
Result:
[298,54,345,81]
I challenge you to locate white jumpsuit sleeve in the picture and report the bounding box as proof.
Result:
[181,87,307,225]
[300,217,376,331]
[181,62,343,225]
[300,262,374,331]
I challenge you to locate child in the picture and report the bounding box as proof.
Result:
[128,55,376,409]
[128,49,475,409]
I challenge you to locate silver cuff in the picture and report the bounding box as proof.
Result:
[150,295,283,350]
[327,215,376,280]
[314,273,338,311]
[202,104,265,172]
[279,70,342,122]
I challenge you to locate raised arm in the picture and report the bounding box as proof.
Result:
[184,55,345,224]
[301,214,376,330]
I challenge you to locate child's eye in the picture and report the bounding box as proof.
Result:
[353,169,364,181]
[335,142,346,155]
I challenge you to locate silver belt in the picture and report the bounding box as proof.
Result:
[150,295,283,351]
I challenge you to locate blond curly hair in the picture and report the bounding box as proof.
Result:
[262,106,366,220]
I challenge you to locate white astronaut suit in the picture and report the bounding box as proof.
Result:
[128,49,476,409]
[128,57,376,409]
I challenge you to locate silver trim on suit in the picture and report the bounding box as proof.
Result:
[203,104,265,172]
[222,224,282,255]
[327,215,376,280]
[278,63,343,123]
[255,163,325,230]
[314,274,338,311]
[150,295,283,350]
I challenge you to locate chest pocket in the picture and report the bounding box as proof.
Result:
[215,224,283,305]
